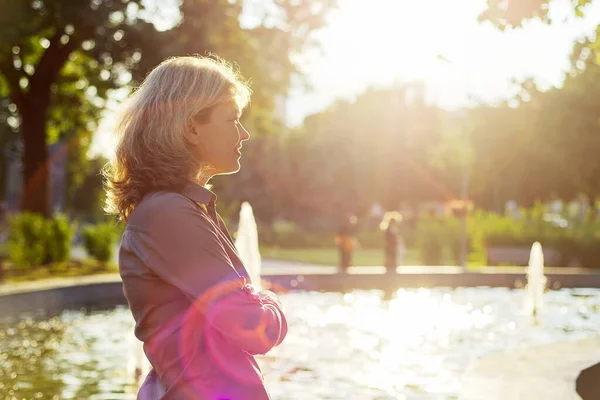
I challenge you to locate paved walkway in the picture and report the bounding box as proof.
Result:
[461,337,600,399]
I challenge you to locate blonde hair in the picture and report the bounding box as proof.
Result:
[103,55,251,222]
[379,211,403,231]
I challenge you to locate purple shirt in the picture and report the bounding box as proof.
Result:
[119,183,287,399]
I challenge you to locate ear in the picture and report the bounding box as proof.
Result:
[184,120,202,145]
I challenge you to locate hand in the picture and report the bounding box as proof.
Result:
[257,290,283,308]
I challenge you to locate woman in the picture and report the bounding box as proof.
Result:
[104,56,288,399]
[380,211,404,273]
[335,215,358,272]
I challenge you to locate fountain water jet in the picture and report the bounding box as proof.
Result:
[235,202,262,290]
[527,241,547,320]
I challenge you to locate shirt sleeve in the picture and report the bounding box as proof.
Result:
[206,287,288,355]
[131,197,241,299]
[130,195,287,354]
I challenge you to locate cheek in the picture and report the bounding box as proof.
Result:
[222,126,240,147]
[198,123,238,160]
[206,127,236,158]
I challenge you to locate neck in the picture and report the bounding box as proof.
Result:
[194,164,217,187]
[194,176,211,186]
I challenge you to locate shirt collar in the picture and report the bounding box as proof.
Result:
[181,180,217,205]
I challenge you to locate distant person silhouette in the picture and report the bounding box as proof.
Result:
[380,212,404,274]
[336,215,357,272]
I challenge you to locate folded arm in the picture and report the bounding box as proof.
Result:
[132,195,287,354]
[206,286,287,355]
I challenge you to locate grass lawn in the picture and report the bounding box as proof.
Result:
[1,260,118,284]
[260,246,428,266]
[0,240,120,284]
[0,242,462,285]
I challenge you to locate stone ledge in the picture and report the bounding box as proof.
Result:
[0,273,121,296]
[2,264,600,321]
[0,279,126,323]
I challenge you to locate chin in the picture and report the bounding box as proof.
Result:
[217,163,241,176]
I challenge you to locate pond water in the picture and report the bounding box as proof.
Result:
[2,287,600,399]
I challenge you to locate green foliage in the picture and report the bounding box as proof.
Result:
[259,221,333,249]
[473,206,559,246]
[479,0,592,30]
[465,205,600,267]
[221,85,449,224]
[414,217,464,265]
[69,156,108,222]
[355,229,386,250]
[255,207,600,268]
[231,57,600,224]
[82,222,120,263]
[8,213,47,268]
[1,0,337,216]
[464,60,600,208]
[7,212,73,268]
[256,219,387,250]
[0,0,161,215]
[414,218,444,265]
[45,214,72,263]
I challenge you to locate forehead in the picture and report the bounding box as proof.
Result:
[216,99,241,115]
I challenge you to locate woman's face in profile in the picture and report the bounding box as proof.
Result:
[186,99,250,176]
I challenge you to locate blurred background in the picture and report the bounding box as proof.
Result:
[4,1,600,399]
[3,0,600,272]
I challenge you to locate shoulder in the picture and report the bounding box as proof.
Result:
[127,191,201,232]
[137,191,192,212]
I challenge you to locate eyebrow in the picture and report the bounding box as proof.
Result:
[225,100,242,117]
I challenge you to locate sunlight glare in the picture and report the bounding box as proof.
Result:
[311,0,478,83]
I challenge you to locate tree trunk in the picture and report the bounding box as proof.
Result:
[20,104,51,218]
[4,28,79,218]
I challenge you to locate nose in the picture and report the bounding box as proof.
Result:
[239,123,250,142]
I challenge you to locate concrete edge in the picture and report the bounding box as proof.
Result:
[2,269,600,322]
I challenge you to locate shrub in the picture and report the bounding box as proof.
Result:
[260,221,334,249]
[45,214,72,263]
[82,222,119,263]
[8,212,49,268]
[258,220,388,250]
[415,218,445,265]
[7,213,74,268]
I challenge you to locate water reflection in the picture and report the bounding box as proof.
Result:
[261,288,600,399]
[2,288,600,399]
[1,308,139,399]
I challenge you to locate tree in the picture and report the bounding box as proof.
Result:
[70,156,108,222]
[247,85,449,224]
[479,0,593,30]
[479,1,600,205]
[0,0,159,216]
[524,52,600,202]
[1,0,337,218]
[159,0,337,137]
[0,95,20,202]
[183,0,339,221]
